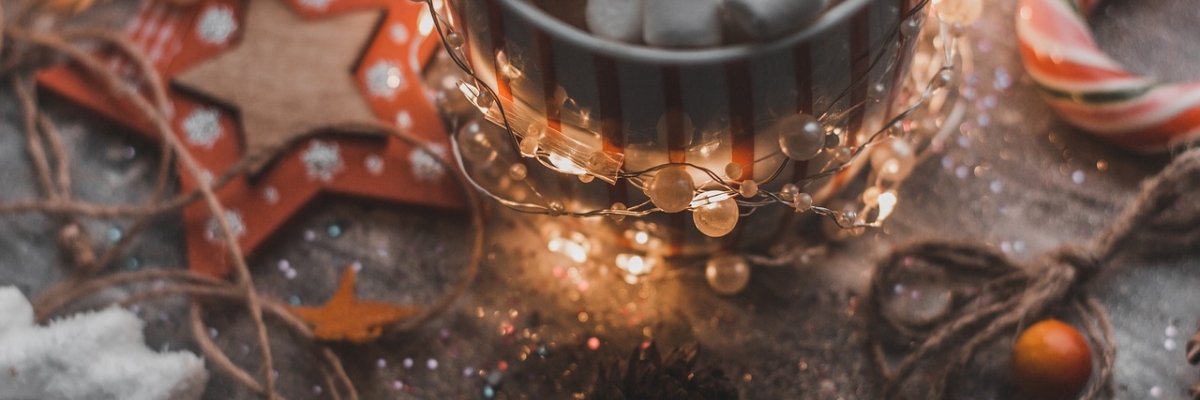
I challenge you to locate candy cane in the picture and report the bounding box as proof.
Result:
[1016,0,1200,151]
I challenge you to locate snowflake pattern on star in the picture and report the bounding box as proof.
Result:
[262,186,280,204]
[395,110,413,132]
[196,6,237,45]
[365,60,404,98]
[364,154,384,175]
[182,108,222,148]
[205,209,246,242]
[408,143,447,182]
[301,140,344,182]
[389,23,410,43]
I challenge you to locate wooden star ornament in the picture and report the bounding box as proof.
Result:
[289,265,419,343]
[38,0,465,278]
[173,0,384,174]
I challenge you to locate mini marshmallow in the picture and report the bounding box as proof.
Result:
[586,0,645,43]
[725,0,828,40]
[643,0,722,48]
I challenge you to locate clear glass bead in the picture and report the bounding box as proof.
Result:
[646,166,695,213]
[693,196,739,238]
[777,113,825,161]
[706,254,751,295]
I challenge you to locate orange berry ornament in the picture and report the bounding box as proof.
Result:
[1011,319,1093,400]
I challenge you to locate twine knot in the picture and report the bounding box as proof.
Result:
[867,147,1200,400]
[1045,246,1102,289]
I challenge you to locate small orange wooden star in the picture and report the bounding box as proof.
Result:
[289,265,419,343]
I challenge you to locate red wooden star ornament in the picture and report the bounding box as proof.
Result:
[39,0,464,278]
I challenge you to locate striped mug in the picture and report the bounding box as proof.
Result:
[442,0,927,257]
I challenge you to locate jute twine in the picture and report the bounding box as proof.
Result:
[866,147,1200,399]
[1,2,484,399]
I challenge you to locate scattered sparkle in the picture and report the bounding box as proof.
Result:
[326,223,344,238]
[121,146,137,160]
[288,295,301,306]
[409,143,448,182]
[587,337,600,350]
[403,358,414,368]
[1165,339,1177,350]
[208,328,219,339]
[125,257,141,270]
[392,380,404,391]
[301,140,344,182]
[426,358,438,370]
[365,154,385,175]
[954,165,969,179]
[312,385,323,395]
[196,7,237,45]
[182,108,222,148]
[1166,325,1179,337]
[376,358,387,369]
[204,210,245,241]
[277,259,291,271]
[107,227,123,242]
[993,67,1013,91]
[365,60,405,98]
[981,95,998,109]
[1150,386,1162,397]
[285,269,297,280]
[304,230,317,241]
[1071,170,1085,184]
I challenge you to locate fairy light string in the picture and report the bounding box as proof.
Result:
[420,0,971,233]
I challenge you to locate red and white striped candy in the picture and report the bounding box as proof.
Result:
[1016,0,1200,151]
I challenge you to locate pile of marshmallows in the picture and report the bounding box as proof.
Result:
[585,0,829,47]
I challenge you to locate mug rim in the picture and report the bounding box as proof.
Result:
[497,0,878,66]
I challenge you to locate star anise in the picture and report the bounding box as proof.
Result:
[592,343,738,400]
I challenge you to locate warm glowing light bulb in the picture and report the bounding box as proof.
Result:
[418,9,435,36]
[877,190,898,223]
[548,153,588,175]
